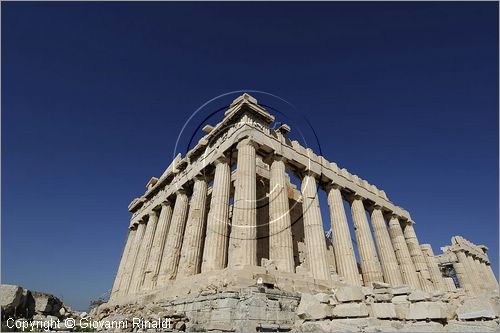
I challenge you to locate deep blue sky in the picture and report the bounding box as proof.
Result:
[2,2,498,310]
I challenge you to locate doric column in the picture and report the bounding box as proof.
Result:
[370,206,403,286]
[143,201,173,290]
[453,261,474,295]
[444,277,457,292]
[484,262,499,290]
[388,215,420,289]
[467,255,486,292]
[350,196,383,286]
[456,251,477,294]
[301,173,330,281]
[402,221,434,292]
[119,221,146,295]
[201,157,231,272]
[110,227,136,300]
[326,184,360,286]
[420,244,447,292]
[268,156,295,273]
[157,190,189,284]
[129,210,159,293]
[177,177,208,277]
[228,140,257,268]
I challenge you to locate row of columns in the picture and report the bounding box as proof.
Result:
[453,250,498,295]
[112,140,491,299]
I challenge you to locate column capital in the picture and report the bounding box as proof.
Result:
[325,182,343,192]
[236,138,258,149]
[148,210,158,219]
[345,193,365,203]
[213,155,230,165]
[272,154,288,163]
[193,173,208,182]
[160,200,172,208]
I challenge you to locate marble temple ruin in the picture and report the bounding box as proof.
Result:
[102,94,499,331]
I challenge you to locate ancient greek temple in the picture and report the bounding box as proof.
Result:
[109,94,497,302]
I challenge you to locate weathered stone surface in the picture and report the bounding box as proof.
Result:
[374,293,393,302]
[392,295,409,304]
[446,320,500,332]
[406,302,447,320]
[391,285,413,295]
[370,303,397,319]
[335,286,364,303]
[456,297,496,320]
[297,294,332,320]
[0,284,23,316]
[394,302,410,320]
[408,290,431,302]
[372,281,390,289]
[31,291,62,314]
[314,292,331,304]
[332,303,369,318]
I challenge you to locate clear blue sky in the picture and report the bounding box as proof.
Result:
[2,2,498,310]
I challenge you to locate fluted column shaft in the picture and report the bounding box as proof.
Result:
[468,255,486,291]
[456,251,477,293]
[130,211,159,293]
[158,190,189,284]
[350,197,383,285]
[484,262,499,290]
[388,216,420,289]
[228,140,257,267]
[110,228,136,299]
[453,261,474,295]
[143,202,173,290]
[202,158,231,272]
[370,207,403,286]
[420,244,447,292]
[268,157,295,273]
[301,173,330,280]
[444,277,457,291]
[177,178,208,277]
[326,185,360,286]
[119,222,146,295]
[402,222,434,292]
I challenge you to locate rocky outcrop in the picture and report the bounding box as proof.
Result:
[0,284,82,332]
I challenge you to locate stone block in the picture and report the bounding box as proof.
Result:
[392,295,409,304]
[394,302,410,320]
[374,293,393,302]
[406,301,447,320]
[335,286,364,303]
[332,303,369,318]
[370,303,397,319]
[373,288,391,294]
[372,282,390,289]
[297,294,332,320]
[217,298,239,308]
[391,285,413,296]
[314,292,331,303]
[408,290,431,302]
[456,297,496,320]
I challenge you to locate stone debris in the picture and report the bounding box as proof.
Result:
[0,284,83,331]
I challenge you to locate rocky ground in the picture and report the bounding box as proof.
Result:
[93,281,500,332]
[3,281,498,332]
[0,284,85,331]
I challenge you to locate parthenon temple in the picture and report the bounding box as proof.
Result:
[105,94,498,330]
